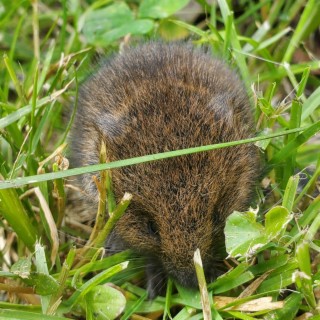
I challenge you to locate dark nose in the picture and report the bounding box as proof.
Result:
[169,268,199,288]
[168,262,224,288]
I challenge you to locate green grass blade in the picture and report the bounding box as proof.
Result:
[3,54,27,105]
[295,240,316,309]
[0,309,70,320]
[282,175,299,212]
[290,196,320,237]
[0,126,310,190]
[253,60,320,82]
[254,27,291,51]
[65,262,128,308]
[194,249,212,320]
[242,0,286,52]
[34,243,51,313]
[269,120,320,166]
[28,63,39,157]
[30,102,56,154]
[37,41,56,95]
[0,188,38,251]
[304,205,320,243]
[169,19,208,37]
[282,100,302,187]
[297,66,311,99]
[208,265,253,293]
[294,156,320,206]
[301,86,320,121]
[264,292,302,320]
[216,0,250,83]
[120,292,148,320]
[163,279,173,320]
[0,91,68,130]
[282,0,320,63]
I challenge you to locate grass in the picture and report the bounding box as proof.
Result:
[0,0,320,319]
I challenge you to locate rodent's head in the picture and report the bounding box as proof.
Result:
[110,145,257,289]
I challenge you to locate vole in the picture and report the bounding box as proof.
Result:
[71,42,260,297]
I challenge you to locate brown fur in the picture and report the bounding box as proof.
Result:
[71,42,260,297]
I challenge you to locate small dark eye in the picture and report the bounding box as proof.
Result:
[147,220,159,236]
[213,212,223,224]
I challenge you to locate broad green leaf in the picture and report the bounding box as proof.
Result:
[158,20,189,40]
[82,3,133,40]
[24,273,60,295]
[10,257,31,279]
[93,19,154,45]
[85,285,126,320]
[82,3,154,45]
[170,19,208,37]
[138,0,190,19]
[225,211,267,257]
[265,206,291,239]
